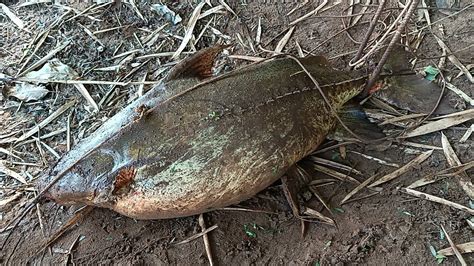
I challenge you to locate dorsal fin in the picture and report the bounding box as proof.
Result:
[165,45,228,82]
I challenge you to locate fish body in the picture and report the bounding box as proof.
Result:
[39,49,367,219]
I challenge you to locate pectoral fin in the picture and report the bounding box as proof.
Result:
[330,103,385,141]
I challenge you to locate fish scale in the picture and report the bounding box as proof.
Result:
[39,47,369,219]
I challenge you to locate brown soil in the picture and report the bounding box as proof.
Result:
[1,1,473,265]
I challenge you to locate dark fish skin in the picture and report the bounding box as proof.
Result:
[38,54,367,219]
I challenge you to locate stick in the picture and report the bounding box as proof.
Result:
[365,0,421,90]
[198,214,214,266]
[350,0,387,67]
[440,225,467,266]
[400,188,474,215]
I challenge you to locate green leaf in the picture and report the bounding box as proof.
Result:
[436,254,446,264]
[424,65,439,81]
[313,261,321,266]
[243,224,257,238]
[333,207,345,213]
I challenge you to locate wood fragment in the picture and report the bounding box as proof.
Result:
[438,242,474,257]
[400,188,474,215]
[216,207,276,214]
[17,30,50,75]
[445,82,474,106]
[198,5,225,19]
[74,84,99,112]
[0,147,23,161]
[228,55,264,62]
[0,193,22,209]
[255,17,262,44]
[441,133,474,199]
[406,162,474,189]
[128,0,146,22]
[380,113,426,126]
[349,151,400,168]
[459,124,473,143]
[402,110,474,138]
[401,142,442,151]
[302,207,335,226]
[219,0,236,16]
[369,150,433,188]
[308,156,362,175]
[295,41,304,57]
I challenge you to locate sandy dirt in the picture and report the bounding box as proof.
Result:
[1,1,473,265]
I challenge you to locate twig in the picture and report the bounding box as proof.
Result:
[350,0,387,67]
[17,41,71,77]
[400,188,474,215]
[216,207,276,214]
[198,214,214,266]
[289,0,329,26]
[441,133,474,199]
[172,2,205,59]
[401,109,474,138]
[438,242,474,256]
[440,225,467,266]
[36,206,94,257]
[369,150,432,188]
[173,225,218,246]
[365,0,421,90]
[16,100,76,142]
[341,174,378,204]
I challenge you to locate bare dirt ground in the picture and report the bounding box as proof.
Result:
[1,1,473,265]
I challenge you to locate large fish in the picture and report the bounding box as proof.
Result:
[38,46,372,219]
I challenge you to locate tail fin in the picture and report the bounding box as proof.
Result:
[369,46,456,115]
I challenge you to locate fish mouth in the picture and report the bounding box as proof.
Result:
[36,171,102,206]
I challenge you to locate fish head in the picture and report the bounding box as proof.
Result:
[38,149,120,207]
